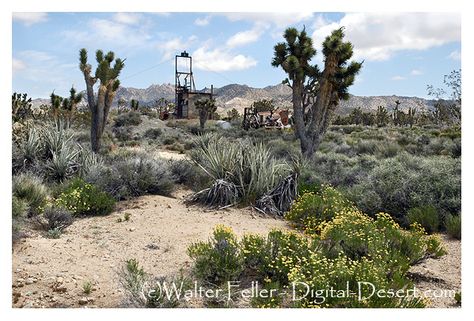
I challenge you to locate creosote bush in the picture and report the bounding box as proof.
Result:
[285,185,354,234]
[188,187,445,308]
[114,111,142,127]
[445,214,461,240]
[55,178,115,216]
[406,205,439,234]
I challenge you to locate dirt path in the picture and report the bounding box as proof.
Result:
[409,235,461,308]
[12,191,288,308]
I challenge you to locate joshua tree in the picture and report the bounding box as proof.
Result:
[427,69,461,126]
[12,92,33,122]
[227,108,240,120]
[130,99,139,111]
[349,106,363,125]
[50,92,63,120]
[117,97,127,114]
[79,48,125,152]
[61,86,83,125]
[195,98,217,129]
[406,107,416,127]
[375,106,390,127]
[272,27,362,157]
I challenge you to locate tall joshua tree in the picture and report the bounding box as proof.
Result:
[272,27,362,157]
[195,98,217,129]
[79,48,125,152]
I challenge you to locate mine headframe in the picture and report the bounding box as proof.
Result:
[175,51,196,118]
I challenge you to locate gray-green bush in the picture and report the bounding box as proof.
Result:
[13,172,48,216]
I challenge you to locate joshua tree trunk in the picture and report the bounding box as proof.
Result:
[80,48,124,153]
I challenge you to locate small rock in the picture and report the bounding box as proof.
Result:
[78,297,89,305]
[56,277,64,283]
[25,278,36,285]
[54,285,68,293]
[167,204,172,208]
[129,227,136,232]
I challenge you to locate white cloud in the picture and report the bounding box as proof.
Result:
[391,75,406,81]
[12,58,26,72]
[157,36,197,61]
[410,69,423,76]
[221,12,313,27]
[448,50,461,61]
[312,13,461,61]
[194,16,211,26]
[193,46,257,72]
[14,50,81,96]
[113,13,141,25]
[62,16,152,51]
[226,23,268,48]
[13,12,47,26]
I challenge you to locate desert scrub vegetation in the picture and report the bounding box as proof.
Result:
[55,178,115,216]
[189,133,292,207]
[85,152,175,200]
[444,214,461,240]
[12,172,48,216]
[406,205,439,234]
[187,210,443,308]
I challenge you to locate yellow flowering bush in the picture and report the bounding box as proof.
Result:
[55,178,115,216]
[285,185,354,234]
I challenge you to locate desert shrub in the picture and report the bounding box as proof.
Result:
[12,172,48,216]
[377,142,401,158]
[406,205,439,234]
[55,178,115,216]
[191,216,438,308]
[112,126,135,142]
[348,154,460,223]
[355,140,379,155]
[285,185,354,234]
[190,134,290,204]
[12,195,29,218]
[169,159,211,190]
[288,254,424,308]
[187,225,243,284]
[144,128,163,140]
[445,214,461,239]
[114,111,142,127]
[162,136,176,145]
[41,206,73,231]
[119,259,190,308]
[451,138,461,158]
[85,156,174,200]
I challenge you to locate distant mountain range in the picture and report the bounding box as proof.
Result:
[31,83,435,115]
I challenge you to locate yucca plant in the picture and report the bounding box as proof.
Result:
[190,134,290,206]
[21,126,42,164]
[45,147,80,182]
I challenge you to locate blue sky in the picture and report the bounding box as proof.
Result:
[12,12,461,99]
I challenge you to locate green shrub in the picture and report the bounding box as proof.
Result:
[41,206,73,231]
[187,225,243,284]
[85,156,174,200]
[13,172,48,215]
[445,214,461,239]
[285,185,353,234]
[12,195,29,218]
[144,128,163,140]
[55,178,115,215]
[114,111,142,127]
[406,205,439,234]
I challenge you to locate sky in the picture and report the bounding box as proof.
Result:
[12,12,461,99]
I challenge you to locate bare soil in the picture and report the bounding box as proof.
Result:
[12,190,288,308]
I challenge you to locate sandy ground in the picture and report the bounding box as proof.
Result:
[408,235,461,308]
[12,191,288,308]
[12,191,461,309]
